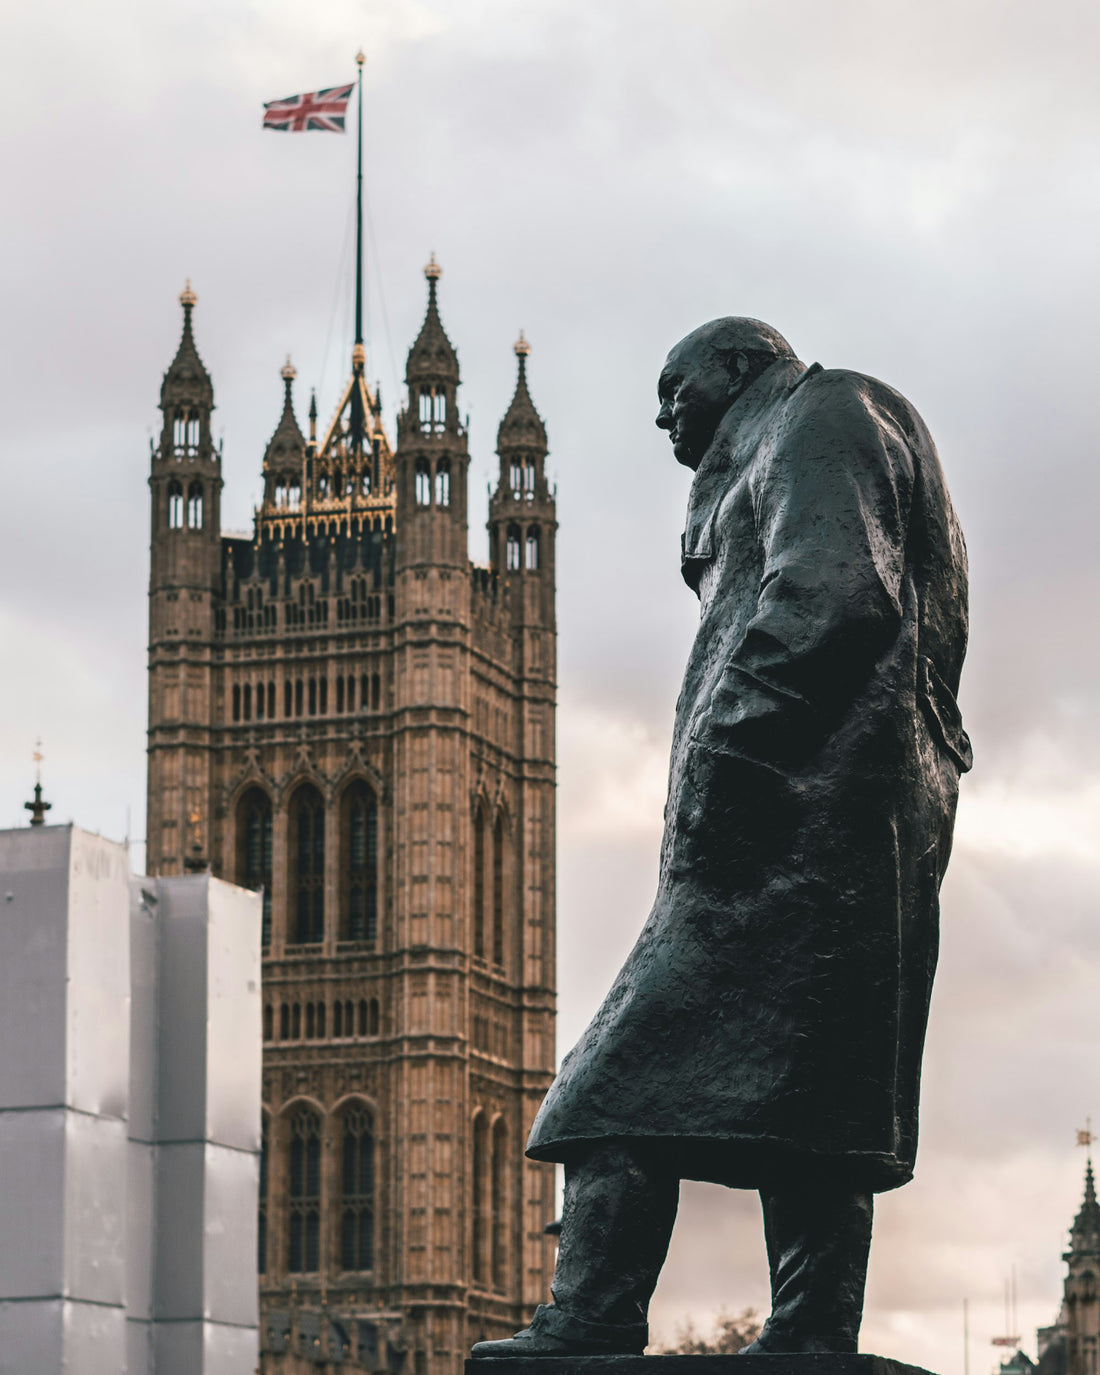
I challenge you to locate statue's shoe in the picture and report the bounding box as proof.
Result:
[471,1328,598,1358]
[740,1332,857,1356]
[471,1303,647,1359]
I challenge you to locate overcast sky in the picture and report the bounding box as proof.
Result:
[3,0,1099,1367]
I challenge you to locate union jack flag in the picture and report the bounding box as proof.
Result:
[262,83,354,132]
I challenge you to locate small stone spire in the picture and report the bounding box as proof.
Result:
[497,331,547,453]
[406,254,458,386]
[24,740,51,827]
[161,280,213,410]
[263,358,306,471]
[1072,1158,1100,1248]
[309,388,318,445]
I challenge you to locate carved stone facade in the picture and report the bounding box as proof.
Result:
[145,267,558,1374]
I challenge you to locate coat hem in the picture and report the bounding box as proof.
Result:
[525,1131,915,1194]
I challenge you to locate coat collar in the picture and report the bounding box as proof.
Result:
[681,357,806,586]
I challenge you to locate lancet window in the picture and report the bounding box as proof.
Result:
[343,781,378,943]
[472,1112,489,1286]
[493,814,505,967]
[340,1104,375,1272]
[238,787,273,948]
[491,1117,508,1289]
[473,804,487,959]
[287,1107,321,1273]
[435,459,451,507]
[186,481,203,529]
[167,480,183,530]
[258,1114,269,1275]
[505,525,521,571]
[291,786,325,944]
[525,527,540,570]
[418,385,447,433]
[415,460,431,506]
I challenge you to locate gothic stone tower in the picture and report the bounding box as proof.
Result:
[1061,1162,1100,1375]
[145,265,558,1375]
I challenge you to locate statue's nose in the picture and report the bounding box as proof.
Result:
[656,404,673,431]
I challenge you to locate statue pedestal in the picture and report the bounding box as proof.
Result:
[467,1358,937,1375]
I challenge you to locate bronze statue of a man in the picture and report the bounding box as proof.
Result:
[474,319,972,1359]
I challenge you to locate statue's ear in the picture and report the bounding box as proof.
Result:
[729,350,752,385]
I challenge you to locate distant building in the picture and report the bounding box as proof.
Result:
[1002,1161,1100,1375]
[143,267,558,1373]
[0,824,261,1375]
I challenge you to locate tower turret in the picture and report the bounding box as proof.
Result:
[150,283,223,595]
[261,358,307,517]
[489,333,556,618]
[146,284,221,876]
[395,257,470,572]
[1062,1159,1100,1375]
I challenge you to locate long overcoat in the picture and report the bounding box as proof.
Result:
[527,357,972,1192]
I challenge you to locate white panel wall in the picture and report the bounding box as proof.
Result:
[0,831,260,1375]
[0,826,130,1375]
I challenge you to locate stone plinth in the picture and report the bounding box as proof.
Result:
[467,1357,937,1375]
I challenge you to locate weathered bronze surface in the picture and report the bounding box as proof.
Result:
[473,318,971,1361]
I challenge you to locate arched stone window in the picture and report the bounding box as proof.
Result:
[525,527,540,570]
[472,1112,489,1287]
[185,413,200,453]
[505,525,521,571]
[435,459,450,508]
[473,804,487,960]
[287,1106,321,1273]
[358,999,368,1036]
[419,386,446,433]
[340,1103,375,1271]
[237,787,273,948]
[415,460,431,507]
[168,480,184,530]
[290,785,325,944]
[343,781,378,943]
[491,1117,508,1290]
[492,814,505,968]
[368,998,380,1036]
[280,1004,289,1039]
[258,1113,269,1275]
[263,1005,273,1041]
[186,481,203,530]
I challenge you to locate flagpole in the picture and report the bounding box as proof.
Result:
[354,49,365,360]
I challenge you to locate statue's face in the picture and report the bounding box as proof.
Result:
[656,338,738,470]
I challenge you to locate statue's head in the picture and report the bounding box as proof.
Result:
[656,317,796,469]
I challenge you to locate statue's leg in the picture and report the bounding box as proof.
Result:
[745,1182,873,1355]
[470,1141,679,1357]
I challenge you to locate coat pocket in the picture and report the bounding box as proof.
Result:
[918,655,973,773]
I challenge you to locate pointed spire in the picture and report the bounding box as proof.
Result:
[1071,1158,1100,1252]
[24,739,51,827]
[406,254,459,386]
[497,331,547,452]
[309,388,318,445]
[161,281,213,409]
[263,357,306,469]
